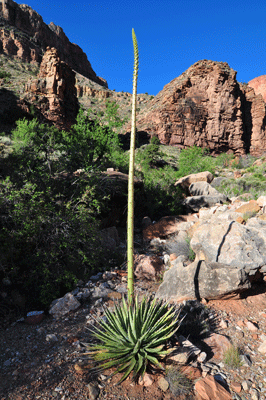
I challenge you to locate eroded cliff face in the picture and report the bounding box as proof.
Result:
[24,47,79,129]
[0,0,107,87]
[136,60,266,156]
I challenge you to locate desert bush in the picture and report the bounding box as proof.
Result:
[140,165,183,218]
[0,70,11,79]
[223,345,242,368]
[137,136,162,171]
[0,113,125,308]
[62,108,121,172]
[176,146,216,177]
[216,174,266,199]
[104,100,128,130]
[166,367,194,398]
[165,235,195,261]
[0,177,107,308]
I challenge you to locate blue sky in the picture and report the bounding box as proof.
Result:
[25,0,266,95]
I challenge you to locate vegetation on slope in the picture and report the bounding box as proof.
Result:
[1,55,266,310]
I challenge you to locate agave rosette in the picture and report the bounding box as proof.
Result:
[86,296,182,382]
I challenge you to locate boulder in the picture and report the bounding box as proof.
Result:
[195,375,233,400]
[175,171,214,189]
[189,181,223,197]
[134,254,164,280]
[183,194,229,212]
[257,195,266,207]
[202,333,232,360]
[155,260,250,302]
[156,203,266,302]
[235,200,260,215]
[143,215,198,241]
[191,215,266,276]
[49,293,80,318]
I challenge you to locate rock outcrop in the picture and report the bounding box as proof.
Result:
[242,83,266,156]
[24,47,79,129]
[154,194,266,302]
[136,60,266,156]
[0,0,107,87]
[248,75,266,102]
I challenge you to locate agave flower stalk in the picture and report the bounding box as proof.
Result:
[127,28,139,304]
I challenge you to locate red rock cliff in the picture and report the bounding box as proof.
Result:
[135,60,266,156]
[24,47,79,129]
[0,0,107,87]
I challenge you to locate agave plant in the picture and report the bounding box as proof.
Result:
[86,296,182,382]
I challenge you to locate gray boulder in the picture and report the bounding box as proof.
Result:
[190,215,266,276]
[189,181,224,197]
[156,260,250,302]
[183,194,229,212]
[49,293,81,318]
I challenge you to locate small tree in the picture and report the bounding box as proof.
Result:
[127,28,139,304]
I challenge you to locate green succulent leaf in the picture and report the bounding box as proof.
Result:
[86,296,182,383]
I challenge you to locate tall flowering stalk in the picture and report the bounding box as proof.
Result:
[127,29,139,304]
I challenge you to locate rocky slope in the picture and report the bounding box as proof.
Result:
[135,60,266,157]
[0,0,107,87]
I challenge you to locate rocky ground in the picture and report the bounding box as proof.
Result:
[1,267,266,400]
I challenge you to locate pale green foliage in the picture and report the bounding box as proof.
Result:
[62,108,121,170]
[12,118,58,153]
[104,100,128,130]
[223,345,242,368]
[86,297,182,382]
[177,146,215,177]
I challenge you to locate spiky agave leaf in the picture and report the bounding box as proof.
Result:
[86,296,183,383]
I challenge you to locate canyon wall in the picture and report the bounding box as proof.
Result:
[0,0,107,87]
[136,60,266,156]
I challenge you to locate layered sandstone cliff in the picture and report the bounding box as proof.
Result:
[135,60,266,156]
[248,76,266,103]
[24,47,79,129]
[0,0,107,87]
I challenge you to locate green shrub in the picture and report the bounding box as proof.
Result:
[216,174,266,199]
[104,100,128,130]
[0,70,11,79]
[140,165,183,218]
[177,146,216,177]
[86,296,182,382]
[166,367,194,398]
[0,113,125,308]
[137,136,162,171]
[223,345,242,368]
[62,109,121,171]
[0,178,106,308]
